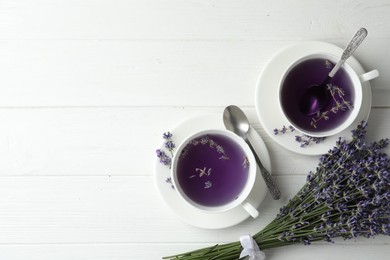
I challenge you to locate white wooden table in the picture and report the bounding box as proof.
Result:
[0,1,389,259]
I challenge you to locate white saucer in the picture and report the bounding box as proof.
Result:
[154,114,269,229]
[255,41,372,155]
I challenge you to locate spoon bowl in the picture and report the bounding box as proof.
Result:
[223,106,250,138]
[299,82,329,115]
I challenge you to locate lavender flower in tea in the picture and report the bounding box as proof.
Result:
[310,84,353,129]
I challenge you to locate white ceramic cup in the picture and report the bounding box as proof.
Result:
[171,129,259,218]
[279,53,379,137]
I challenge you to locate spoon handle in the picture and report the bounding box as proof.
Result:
[341,27,368,60]
[245,138,281,200]
[329,27,368,78]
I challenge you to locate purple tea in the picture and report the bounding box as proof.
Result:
[280,57,355,132]
[176,133,250,207]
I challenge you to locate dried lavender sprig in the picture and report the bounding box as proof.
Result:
[310,84,353,129]
[163,131,175,157]
[156,132,175,169]
[274,125,326,147]
[157,132,177,189]
[295,135,326,148]
[156,149,171,168]
[274,125,295,135]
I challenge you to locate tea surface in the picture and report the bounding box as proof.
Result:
[177,134,250,207]
[281,58,355,132]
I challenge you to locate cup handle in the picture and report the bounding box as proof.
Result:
[241,201,259,218]
[359,69,379,82]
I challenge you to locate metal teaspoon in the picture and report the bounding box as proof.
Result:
[223,105,281,200]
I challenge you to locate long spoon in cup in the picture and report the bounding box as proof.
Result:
[300,28,368,115]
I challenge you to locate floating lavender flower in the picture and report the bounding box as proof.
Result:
[310,84,353,129]
[180,135,229,160]
[204,181,212,189]
[163,122,390,259]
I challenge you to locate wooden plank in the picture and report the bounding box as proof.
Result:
[0,175,389,246]
[0,107,388,176]
[0,0,389,40]
[0,40,388,107]
[0,107,217,176]
[0,175,285,244]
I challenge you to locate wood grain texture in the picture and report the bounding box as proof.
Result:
[0,0,389,107]
[0,0,389,40]
[0,107,388,176]
[0,40,388,107]
[0,175,389,246]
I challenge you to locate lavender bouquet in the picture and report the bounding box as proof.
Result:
[163,122,390,259]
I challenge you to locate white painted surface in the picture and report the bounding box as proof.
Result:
[0,0,389,259]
